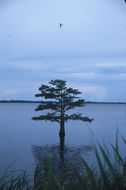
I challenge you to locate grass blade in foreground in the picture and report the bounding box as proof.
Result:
[0,133,126,190]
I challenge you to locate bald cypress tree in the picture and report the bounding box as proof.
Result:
[32,79,93,137]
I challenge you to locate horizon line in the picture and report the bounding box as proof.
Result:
[0,100,126,104]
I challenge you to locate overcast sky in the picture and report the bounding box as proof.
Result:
[0,0,126,101]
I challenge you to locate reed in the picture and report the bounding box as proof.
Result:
[0,133,126,190]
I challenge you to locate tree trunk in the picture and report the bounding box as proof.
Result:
[59,119,65,137]
[59,135,65,173]
[59,135,65,151]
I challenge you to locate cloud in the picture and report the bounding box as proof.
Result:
[64,72,99,80]
[9,60,49,71]
[82,86,107,101]
[0,0,126,58]
[0,81,41,100]
[0,0,126,101]
[67,83,107,101]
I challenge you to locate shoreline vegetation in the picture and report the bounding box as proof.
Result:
[0,134,126,190]
[0,100,126,104]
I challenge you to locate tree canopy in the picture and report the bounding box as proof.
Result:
[32,79,93,136]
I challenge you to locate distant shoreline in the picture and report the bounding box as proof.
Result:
[0,100,126,104]
[0,100,40,103]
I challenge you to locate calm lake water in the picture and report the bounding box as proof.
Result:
[0,103,126,175]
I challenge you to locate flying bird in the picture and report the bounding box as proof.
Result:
[59,23,63,28]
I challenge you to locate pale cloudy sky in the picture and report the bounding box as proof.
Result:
[0,0,126,101]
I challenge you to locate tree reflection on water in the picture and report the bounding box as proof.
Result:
[32,137,92,177]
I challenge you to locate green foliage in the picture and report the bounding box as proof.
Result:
[32,79,93,129]
[0,171,30,190]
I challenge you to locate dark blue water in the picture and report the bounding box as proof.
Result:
[0,103,126,174]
